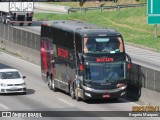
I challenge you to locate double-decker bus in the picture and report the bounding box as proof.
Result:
[40,20,131,101]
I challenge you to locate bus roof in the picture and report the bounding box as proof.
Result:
[42,20,121,37]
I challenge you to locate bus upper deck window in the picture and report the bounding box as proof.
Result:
[83,37,124,53]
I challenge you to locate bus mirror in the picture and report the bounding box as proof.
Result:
[127,63,131,69]
[125,53,132,63]
[78,53,83,64]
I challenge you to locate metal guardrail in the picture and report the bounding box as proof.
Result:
[68,3,147,13]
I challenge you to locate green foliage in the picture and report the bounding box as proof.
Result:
[34,7,160,52]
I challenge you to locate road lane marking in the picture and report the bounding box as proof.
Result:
[58,98,74,106]
[0,104,9,110]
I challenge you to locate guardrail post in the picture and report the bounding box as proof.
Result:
[154,24,157,38]
[100,7,103,12]
[68,9,70,14]
[116,6,120,11]
[80,7,82,12]
[84,8,86,13]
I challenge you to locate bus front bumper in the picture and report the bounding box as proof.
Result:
[81,85,127,100]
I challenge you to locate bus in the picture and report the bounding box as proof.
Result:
[40,20,131,101]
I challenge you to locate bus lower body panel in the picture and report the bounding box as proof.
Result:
[78,85,127,100]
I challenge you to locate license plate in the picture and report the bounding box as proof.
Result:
[11,87,18,90]
[103,94,110,98]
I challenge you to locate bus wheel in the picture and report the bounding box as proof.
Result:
[52,79,57,92]
[2,16,6,24]
[70,84,75,99]
[48,77,52,90]
[75,89,81,101]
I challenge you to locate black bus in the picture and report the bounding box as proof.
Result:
[40,20,131,101]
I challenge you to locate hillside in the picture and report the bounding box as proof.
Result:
[34,5,160,52]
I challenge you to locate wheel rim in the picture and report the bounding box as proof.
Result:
[70,85,75,99]
[49,79,52,88]
[52,80,55,89]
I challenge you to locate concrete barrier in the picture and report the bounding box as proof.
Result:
[0,23,160,105]
[34,2,70,13]
[0,24,40,65]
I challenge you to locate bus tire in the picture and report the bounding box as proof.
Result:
[70,84,75,99]
[75,88,81,101]
[48,77,52,90]
[2,16,6,24]
[52,79,57,92]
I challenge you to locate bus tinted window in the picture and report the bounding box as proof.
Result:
[84,37,124,53]
[75,34,82,52]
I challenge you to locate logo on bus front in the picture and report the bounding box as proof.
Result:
[96,57,114,62]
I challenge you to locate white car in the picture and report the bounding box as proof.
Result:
[0,68,26,94]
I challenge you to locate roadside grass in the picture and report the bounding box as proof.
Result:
[45,0,147,8]
[34,6,160,52]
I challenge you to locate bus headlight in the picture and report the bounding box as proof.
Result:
[118,85,127,90]
[85,92,91,97]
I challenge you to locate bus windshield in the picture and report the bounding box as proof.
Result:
[83,37,124,53]
[85,62,125,82]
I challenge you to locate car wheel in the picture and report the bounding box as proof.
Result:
[70,84,75,99]
[21,92,26,95]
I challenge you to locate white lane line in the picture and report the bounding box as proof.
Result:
[0,104,9,110]
[58,98,74,106]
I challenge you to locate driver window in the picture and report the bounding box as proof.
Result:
[118,37,123,52]
[84,38,96,53]
[84,38,88,53]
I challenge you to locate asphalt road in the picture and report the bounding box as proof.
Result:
[1,52,159,120]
